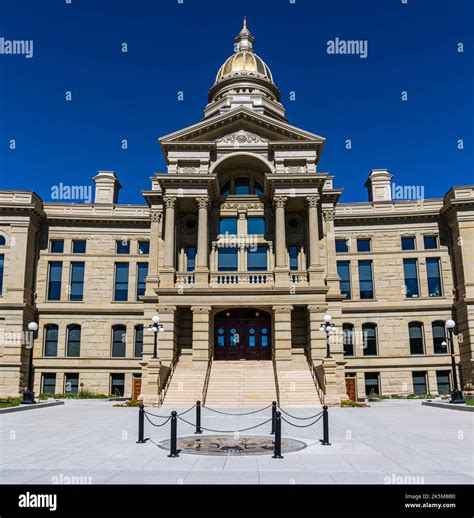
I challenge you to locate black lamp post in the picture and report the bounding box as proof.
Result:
[21,321,38,404]
[149,315,164,359]
[319,314,336,358]
[445,319,465,404]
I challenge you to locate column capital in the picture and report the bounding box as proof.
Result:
[322,207,335,222]
[157,305,177,314]
[164,196,177,209]
[191,305,212,314]
[307,304,328,314]
[196,196,210,210]
[272,305,294,314]
[150,209,162,222]
[306,195,320,208]
[273,196,288,209]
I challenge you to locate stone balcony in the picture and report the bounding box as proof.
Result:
[174,270,309,288]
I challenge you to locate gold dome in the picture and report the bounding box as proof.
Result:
[215,19,274,84]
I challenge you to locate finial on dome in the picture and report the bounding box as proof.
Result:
[235,17,254,52]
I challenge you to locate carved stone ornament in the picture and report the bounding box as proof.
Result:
[196,197,210,210]
[164,196,177,209]
[272,305,294,314]
[216,130,267,144]
[307,305,328,314]
[191,306,212,314]
[180,166,199,174]
[157,305,177,314]
[287,166,306,174]
[322,208,335,222]
[221,202,264,210]
[273,196,287,209]
[151,210,162,222]
[306,195,319,208]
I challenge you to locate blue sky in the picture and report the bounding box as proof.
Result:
[0,0,472,204]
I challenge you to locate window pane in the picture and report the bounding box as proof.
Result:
[289,245,298,271]
[67,325,81,357]
[426,258,442,297]
[65,373,79,394]
[235,178,250,195]
[362,324,377,356]
[136,263,148,299]
[436,371,451,394]
[337,261,351,300]
[343,324,354,356]
[44,325,58,357]
[247,217,266,235]
[357,239,371,252]
[0,254,4,295]
[247,245,267,271]
[48,262,62,301]
[138,241,149,255]
[221,182,230,196]
[218,248,238,271]
[112,326,126,357]
[116,240,130,254]
[50,240,64,253]
[111,374,125,396]
[336,239,349,253]
[72,240,86,254]
[401,237,415,250]
[424,235,438,249]
[358,260,374,299]
[219,218,237,235]
[114,263,129,301]
[254,182,264,196]
[187,246,196,272]
[403,259,419,298]
[0,236,5,246]
[70,262,85,301]
[432,321,447,354]
[42,373,56,395]
[409,323,424,354]
[364,373,380,396]
[412,372,427,395]
[134,325,143,357]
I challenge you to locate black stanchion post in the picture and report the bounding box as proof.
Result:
[270,401,277,435]
[136,404,145,444]
[272,411,283,459]
[195,400,202,434]
[322,405,330,445]
[168,411,180,458]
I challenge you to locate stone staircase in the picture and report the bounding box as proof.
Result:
[277,352,323,407]
[160,354,206,407]
[204,360,278,407]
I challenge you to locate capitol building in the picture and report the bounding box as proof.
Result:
[0,21,473,406]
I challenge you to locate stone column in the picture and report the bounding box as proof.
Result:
[195,197,210,287]
[160,196,177,287]
[273,305,293,368]
[323,207,340,293]
[191,306,212,369]
[307,305,328,361]
[273,196,288,287]
[307,196,324,286]
[145,209,162,296]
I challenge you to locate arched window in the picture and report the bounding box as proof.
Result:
[112,325,126,357]
[0,235,6,246]
[134,325,143,358]
[254,181,264,195]
[44,324,58,357]
[235,178,250,195]
[432,321,447,354]
[343,324,354,356]
[220,178,264,196]
[362,323,377,356]
[66,324,81,357]
[409,322,425,355]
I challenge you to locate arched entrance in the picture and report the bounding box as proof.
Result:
[214,308,272,360]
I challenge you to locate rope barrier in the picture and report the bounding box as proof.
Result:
[144,413,172,428]
[280,414,323,428]
[202,404,272,416]
[277,407,323,420]
[177,415,273,434]
[144,404,196,419]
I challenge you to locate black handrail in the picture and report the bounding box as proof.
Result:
[159,353,179,407]
[202,343,214,405]
[272,347,281,406]
[304,346,325,405]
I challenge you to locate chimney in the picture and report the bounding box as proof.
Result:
[365,169,393,202]
[92,171,122,204]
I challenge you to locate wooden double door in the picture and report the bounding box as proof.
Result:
[214,309,271,361]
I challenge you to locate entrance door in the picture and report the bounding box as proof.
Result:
[214,309,271,360]
[345,377,357,402]
[133,376,142,401]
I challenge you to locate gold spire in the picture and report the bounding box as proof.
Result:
[236,17,254,51]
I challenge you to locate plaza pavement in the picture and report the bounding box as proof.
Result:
[0,399,472,485]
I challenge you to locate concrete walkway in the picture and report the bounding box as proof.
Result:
[0,399,472,484]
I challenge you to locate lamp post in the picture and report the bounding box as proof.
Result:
[149,315,164,359]
[445,319,464,404]
[21,321,38,405]
[319,315,336,358]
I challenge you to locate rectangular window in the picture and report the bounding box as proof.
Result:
[401,237,416,251]
[409,323,425,355]
[219,217,237,235]
[136,263,148,300]
[337,261,351,300]
[112,327,126,357]
[70,262,85,301]
[364,372,380,397]
[358,260,374,299]
[72,240,86,254]
[42,373,56,395]
[403,259,419,298]
[247,245,267,271]
[138,241,149,255]
[289,245,298,271]
[186,246,196,272]
[66,326,81,357]
[247,217,266,236]
[335,239,349,253]
[432,322,448,354]
[436,371,451,394]
[412,371,428,395]
[235,178,250,195]
[111,374,125,397]
[357,238,371,252]
[134,325,143,357]
[424,235,438,249]
[65,373,79,394]
[343,325,354,356]
[47,262,62,301]
[50,240,64,253]
[0,254,4,295]
[116,240,130,254]
[426,258,442,297]
[362,325,378,356]
[44,325,58,357]
[114,263,129,301]
[218,247,238,272]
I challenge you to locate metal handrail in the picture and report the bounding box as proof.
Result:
[202,344,214,406]
[304,347,325,405]
[272,347,281,406]
[158,353,178,407]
